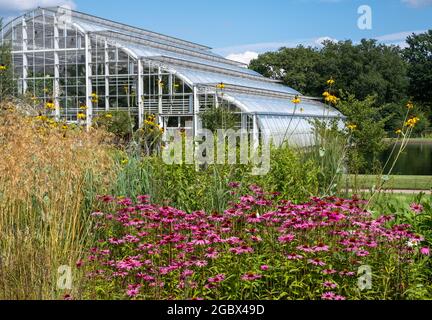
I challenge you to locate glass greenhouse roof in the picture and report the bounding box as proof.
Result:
[173,67,300,96]
[2,6,345,146]
[221,92,341,116]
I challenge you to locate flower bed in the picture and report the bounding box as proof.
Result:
[83,185,429,300]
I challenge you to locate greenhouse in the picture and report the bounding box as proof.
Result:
[1,6,344,146]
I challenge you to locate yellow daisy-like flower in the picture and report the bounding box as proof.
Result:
[35,115,48,122]
[347,123,357,131]
[121,159,129,165]
[216,82,225,89]
[291,95,301,104]
[324,94,339,105]
[406,101,414,110]
[105,113,113,119]
[322,91,330,97]
[405,117,420,128]
[91,92,99,103]
[80,105,88,110]
[45,101,55,110]
[395,129,402,135]
[0,64,7,71]
[326,78,335,86]
[62,124,68,130]
[77,112,86,120]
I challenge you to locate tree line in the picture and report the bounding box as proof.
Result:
[249,30,432,136]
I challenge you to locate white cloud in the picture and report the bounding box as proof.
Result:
[374,30,426,47]
[226,51,259,65]
[0,0,76,14]
[215,36,338,63]
[215,36,335,57]
[402,0,432,7]
[216,29,427,63]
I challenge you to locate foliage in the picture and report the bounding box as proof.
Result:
[199,106,238,132]
[94,111,136,144]
[404,30,432,111]
[250,40,408,106]
[83,188,431,300]
[112,143,319,215]
[0,103,116,299]
[0,19,14,101]
[134,114,164,156]
[94,112,164,156]
[249,37,432,135]
[306,118,348,196]
[337,94,388,174]
[249,45,323,96]
[255,145,320,201]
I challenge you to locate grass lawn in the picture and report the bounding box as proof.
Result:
[342,190,431,214]
[343,174,432,190]
[384,138,432,144]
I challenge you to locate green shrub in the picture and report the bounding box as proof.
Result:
[199,107,239,132]
[94,111,136,144]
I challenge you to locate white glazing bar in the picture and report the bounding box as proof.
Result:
[85,33,93,128]
[12,48,84,54]
[53,15,60,120]
[193,86,200,137]
[215,92,219,109]
[104,40,109,111]
[137,59,144,127]
[11,20,15,94]
[241,113,247,130]
[252,113,259,148]
[22,17,28,94]
[157,66,163,124]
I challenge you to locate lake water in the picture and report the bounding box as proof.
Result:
[379,142,432,176]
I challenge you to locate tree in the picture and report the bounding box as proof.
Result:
[404,30,432,122]
[199,106,238,133]
[0,18,14,102]
[319,40,408,106]
[249,46,323,96]
[337,94,388,174]
[249,39,409,105]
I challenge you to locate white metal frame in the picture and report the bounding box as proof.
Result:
[1,6,345,146]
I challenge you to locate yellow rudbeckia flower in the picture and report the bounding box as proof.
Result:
[347,123,357,131]
[406,101,414,110]
[216,82,225,89]
[327,78,335,86]
[77,112,86,120]
[291,95,301,104]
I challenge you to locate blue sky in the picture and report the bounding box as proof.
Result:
[1,0,431,63]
